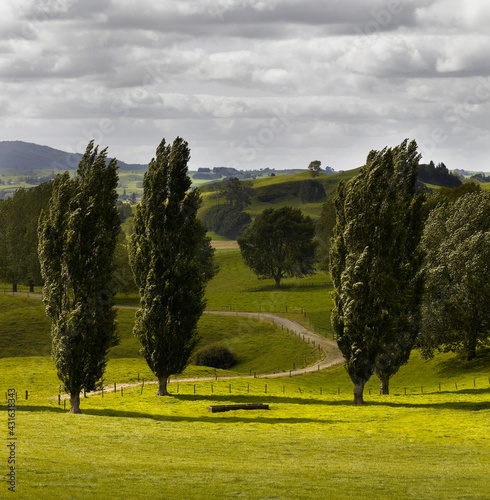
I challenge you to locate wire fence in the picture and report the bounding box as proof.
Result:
[8,375,489,411]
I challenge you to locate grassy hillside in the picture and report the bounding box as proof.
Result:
[199,168,361,220]
[115,249,334,336]
[0,293,320,382]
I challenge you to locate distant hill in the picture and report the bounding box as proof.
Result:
[199,168,361,220]
[0,141,148,171]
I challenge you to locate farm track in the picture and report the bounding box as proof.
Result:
[7,292,344,394]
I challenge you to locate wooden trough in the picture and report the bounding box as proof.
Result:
[207,403,270,413]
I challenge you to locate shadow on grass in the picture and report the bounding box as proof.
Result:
[436,348,490,377]
[244,282,333,293]
[1,389,488,423]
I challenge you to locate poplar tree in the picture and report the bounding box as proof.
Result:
[129,137,209,396]
[330,139,425,403]
[38,142,120,414]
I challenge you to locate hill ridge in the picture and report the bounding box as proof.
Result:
[0,140,147,171]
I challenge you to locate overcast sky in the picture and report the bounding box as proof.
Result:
[2,0,490,172]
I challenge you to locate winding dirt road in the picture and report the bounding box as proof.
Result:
[6,291,345,388]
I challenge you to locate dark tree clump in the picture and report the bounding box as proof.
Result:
[418,161,461,188]
[238,206,316,288]
[221,177,254,210]
[201,204,251,239]
[300,179,326,204]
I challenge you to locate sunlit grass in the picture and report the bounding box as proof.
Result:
[1,363,488,500]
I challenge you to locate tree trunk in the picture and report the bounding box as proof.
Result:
[274,277,281,289]
[12,283,17,293]
[70,392,81,414]
[466,335,477,361]
[379,374,390,395]
[353,380,365,405]
[157,376,170,396]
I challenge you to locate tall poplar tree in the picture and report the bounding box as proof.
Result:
[129,137,209,396]
[330,139,425,403]
[38,142,120,414]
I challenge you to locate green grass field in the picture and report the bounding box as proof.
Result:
[115,249,335,337]
[1,346,489,499]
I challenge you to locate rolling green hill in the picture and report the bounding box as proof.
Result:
[199,168,361,221]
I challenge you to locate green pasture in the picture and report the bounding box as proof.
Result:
[114,249,334,336]
[0,346,489,499]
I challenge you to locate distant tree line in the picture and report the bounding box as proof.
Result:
[0,182,53,291]
[418,161,461,188]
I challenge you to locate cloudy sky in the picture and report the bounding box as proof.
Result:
[2,0,490,172]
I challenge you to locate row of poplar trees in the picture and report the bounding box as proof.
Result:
[329,139,489,404]
[38,138,212,413]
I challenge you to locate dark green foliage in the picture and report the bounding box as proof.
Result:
[257,192,286,203]
[300,180,326,204]
[221,177,254,210]
[201,204,252,239]
[38,142,120,413]
[198,235,220,282]
[437,182,481,202]
[112,233,138,294]
[418,161,461,187]
[238,206,316,288]
[308,160,322,177]
[315,199,336,271]
[0,182,53,290]
[117,201,133,222]
[420,191,490,361]
[194,344,238,369]
[470,173,490,183]
[129,137,212,396]
[330,139,425,402]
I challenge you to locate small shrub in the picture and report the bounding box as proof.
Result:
[194,344,238,369]
[257,193,286,203]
